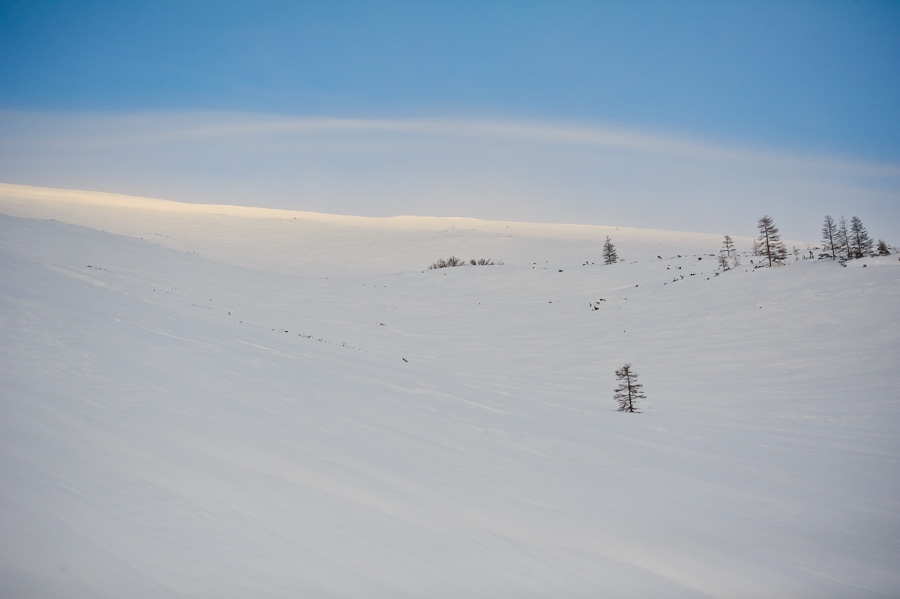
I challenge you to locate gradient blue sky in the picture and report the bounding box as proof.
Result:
[1,0,898,240]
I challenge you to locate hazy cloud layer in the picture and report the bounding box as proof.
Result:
[1,111,897,241]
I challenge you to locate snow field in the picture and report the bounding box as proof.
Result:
[1,186,899,598]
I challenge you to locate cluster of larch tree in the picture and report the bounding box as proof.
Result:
[716,214,890,271]
[821,215,889,260]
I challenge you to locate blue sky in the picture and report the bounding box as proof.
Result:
[1,0,898,240]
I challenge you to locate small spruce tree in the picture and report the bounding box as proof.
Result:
[876,240,890,256]
[756,215,787,266]
[821,215,838,260]
[614,363,645,413]
[722,235,736,259]
[837,216,852,260]
[849,216,873,258]
[720,235,737,269]
[602,236,619,265]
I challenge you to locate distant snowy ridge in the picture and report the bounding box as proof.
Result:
[0,182,774,274]
[0,180,741,235]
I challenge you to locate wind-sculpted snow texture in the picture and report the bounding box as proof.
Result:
[1,185,899,598]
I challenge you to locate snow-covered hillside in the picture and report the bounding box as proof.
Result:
[2,184,899,598]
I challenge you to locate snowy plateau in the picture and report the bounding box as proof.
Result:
[1,182,898,598]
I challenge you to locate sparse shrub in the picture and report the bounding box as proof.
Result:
[718,250,730,270]
[446,256,466,267]
[429,256,501,270]
[429,256,465,270]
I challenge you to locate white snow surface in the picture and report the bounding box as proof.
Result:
[1,183,899,598]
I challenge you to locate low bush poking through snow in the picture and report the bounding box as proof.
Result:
[429,256,466,269]
[429,257,501,269]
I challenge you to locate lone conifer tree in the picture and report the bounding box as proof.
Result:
[720,235,738,269]
[849,216,873,258]
[614,363,644,413]
[722,235,736,260]
[837,216,852,260]
[756,215,787,266]
[602,236,618,265]
[821,215,838,259]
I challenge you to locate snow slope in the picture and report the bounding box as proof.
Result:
[1,184,899,598]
